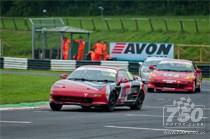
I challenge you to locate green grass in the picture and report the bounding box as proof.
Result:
[0,70,60,104]
[1,16,210,61]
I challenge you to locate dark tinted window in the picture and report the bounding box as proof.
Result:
[68,68,116,82]
[157,61,194,72]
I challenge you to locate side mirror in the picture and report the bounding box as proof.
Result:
[134,75,140,80]
[149,65,156,70]
[123,78,129,83]
[196,69,201,74]
[117,78,129,85]
[60,73,68,79]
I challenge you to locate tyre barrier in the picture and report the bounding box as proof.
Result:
[28,59,50,70]
[197,64,210,78]
[0,57,3,69]
[76,61,101,68]
[0,57,209,77]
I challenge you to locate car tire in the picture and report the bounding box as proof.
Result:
[130,90,145,110]
[147,88,154,93]
[105,92,116,112]
[82,106,91,110]
[196,83,201,93]
[190,81,196,93]
[49,102,62,111]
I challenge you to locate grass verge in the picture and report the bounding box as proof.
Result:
[0,70,60,104]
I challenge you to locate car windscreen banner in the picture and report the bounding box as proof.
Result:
[109,42,174,61]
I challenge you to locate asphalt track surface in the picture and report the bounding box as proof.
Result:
[1,80,210,139]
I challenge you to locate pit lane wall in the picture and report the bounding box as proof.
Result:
[0,57,210,77]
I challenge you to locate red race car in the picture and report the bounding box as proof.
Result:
[49,66,145,111]
[147,59,202,93]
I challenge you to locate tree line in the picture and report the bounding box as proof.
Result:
[0,0,209,17]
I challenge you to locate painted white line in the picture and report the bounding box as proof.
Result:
[0,121,32,124]
[125,114,208,119]
[144,105,163,109]
[0,106,49,111]
[0,107,36,111]
[125,114,162,118]
[144,105,210,110]
[104,125,197,133]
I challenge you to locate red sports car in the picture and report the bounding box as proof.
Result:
[147,59,202,93]
[49,66,145,111]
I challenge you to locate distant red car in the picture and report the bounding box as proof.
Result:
[147,59,202,93]
[49,66,145,111]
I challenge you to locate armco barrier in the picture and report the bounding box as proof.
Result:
[28,59,50,70]
[51,60,76,71]
[101,61,128,69]
[4,57,27,69]
[0,57,209,78]
[76,61,101,68]
[128,62,142,73]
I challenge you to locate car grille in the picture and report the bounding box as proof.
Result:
[54,96,93,103]
[154,83,185,88]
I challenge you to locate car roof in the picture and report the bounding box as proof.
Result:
[145,57,170,61]
[159,59,192,64]
[77,65,124,71]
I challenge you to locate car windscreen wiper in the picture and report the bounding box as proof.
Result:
[158,69,175,71]
[68,78,91,81]
[96,79,114,83]
[179,70,192,72]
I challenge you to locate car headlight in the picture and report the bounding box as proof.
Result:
[185,75,195,81]
[53,83,66,88]
[149,73,156,80]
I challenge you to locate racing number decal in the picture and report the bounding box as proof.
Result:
[119,82,131,101]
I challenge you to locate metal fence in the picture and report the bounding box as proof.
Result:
[0,17,209,33]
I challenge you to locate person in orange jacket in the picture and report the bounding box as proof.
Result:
[62,37,71,60]
[94,40,104,61]
[101,41,108,60]
[74,36,85,60]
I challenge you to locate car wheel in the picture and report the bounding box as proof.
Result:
[130,90,145,110]
[196,83,201,93]
[190,81,196,93]
[105,92,116,112]
[147,88,154,93]
[82,106,91,110]
[49,102,62,111]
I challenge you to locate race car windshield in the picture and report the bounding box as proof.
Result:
[157,62,193,72]
[144,60,162,66]
[68,69,116,82]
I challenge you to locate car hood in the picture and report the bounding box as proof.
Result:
[52,79,109,91]
[152,70,194,80]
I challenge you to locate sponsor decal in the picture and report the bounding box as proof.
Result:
[110,42,174,61]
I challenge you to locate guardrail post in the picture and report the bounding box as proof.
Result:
[199,48,202,62]
[79,19,83,29]
[177,47,180,59]
[13,18,18,30]
[104,19,110,31]
[163,19,168,32]
[91,18,96,31]
[120,19,125,31]
[149,18,154,32]
[65,18,69,25]
[24,18,30,31]
[179,20,184,32]
[194,19,199,33]
[134,19,139,31]
[1,17,5,29]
